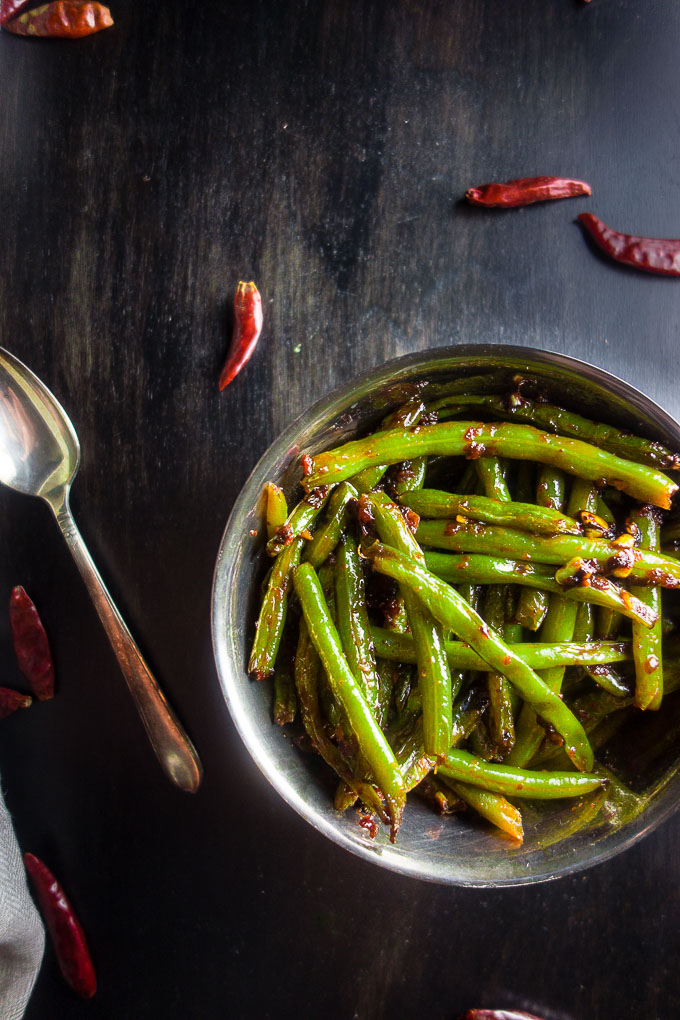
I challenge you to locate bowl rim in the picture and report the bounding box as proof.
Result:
[211,342,680,887]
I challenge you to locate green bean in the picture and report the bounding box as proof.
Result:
[364,542,594,771]
[335,532,381,717]
[416,518,680,590]
[302,482,357,568]
[372,625,632,670]
[427,393,680,471]
[585,664,632,697]
[293,613,386,822]
[391,457,427,496]
[395,688,486,791]
[508,594,578,767]
[483,586,515,758]
[265,482,288,540]
[293,562,406,839]
[365,492,453,756]
[440,778,524,841]
[516,466,567,631]
[266,487,331,557]
[422,550,655,626]
[303,421,678,508]
[249,537,304,681]
[475,458,511,501]
[399,489,581,535]
[566,478,598,517]
[437,750,604,799]
[630,507,664,710]
[350,398,425,493]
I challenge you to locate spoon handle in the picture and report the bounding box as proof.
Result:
[52,497,203,793]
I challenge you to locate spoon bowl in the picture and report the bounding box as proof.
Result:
[0,348,202,793]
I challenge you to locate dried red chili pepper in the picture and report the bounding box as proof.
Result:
[24,853,96,999]
[9,586,55,701]
[0,687,32,718]
[578,212,680,276]
[3,0,113,37]
[219,281,264,390]
[466,176,591,208]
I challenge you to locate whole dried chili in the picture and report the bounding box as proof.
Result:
[0,687,32,718]
[24,853,97,999]
[578,212,680,276]
[466,176,591,208]
[2,0,113,37]
[9,586,55,700]
[219,281,263,390]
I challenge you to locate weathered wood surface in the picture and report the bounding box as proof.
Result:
[0,1,679,1016]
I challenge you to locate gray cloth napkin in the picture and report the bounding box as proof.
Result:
[0,787,44,1020]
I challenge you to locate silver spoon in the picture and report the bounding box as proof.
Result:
[0,347,203,793]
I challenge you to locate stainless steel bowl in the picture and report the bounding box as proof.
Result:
[211,344,680,886]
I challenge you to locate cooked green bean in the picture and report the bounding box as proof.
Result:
[249,537,304,681]
[399,489,581,535]
[422,550,655,626]
[350,398,425,493]
[372,626,632,670]
[508,594,578,768]
[335,532,381,717]
[630,507,664,710]
[483,585,515,758]
[391,456,427,496]
[475,457,511,501]
[293,562,406,839]
[302,482,357,568]
[294,613,386,822]
[265,482,288,540]
[365,492,453,756]
[364,541,594,771]
[438,750,605,799]
[416,517,680,590]
[427,393,680,471]
[303,421,678,508]
[440,778,524,841]
[516,466,567,630]
[266,487,331,557]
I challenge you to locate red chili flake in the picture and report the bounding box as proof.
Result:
[9,586,55,701]
[3,1,113,37]
[300,453,314,477]
[249,529,258,537]
[0,687,32,718]
[358,814,378,838]
[465,176,591,208]
[578,213,680,276]
[24,853,97,998]
[219,281,263,389]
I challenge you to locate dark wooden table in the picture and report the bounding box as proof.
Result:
[1,1,679,1016]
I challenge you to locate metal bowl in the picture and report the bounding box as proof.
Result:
[211,344,680,886]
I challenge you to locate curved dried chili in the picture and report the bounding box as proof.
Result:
[24,853,97,999]
[9,586,55,700]
[466,176,591,208]
[219,281,264,390]
[578,212,680,276]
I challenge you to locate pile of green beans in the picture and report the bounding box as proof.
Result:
[247,379,680,847]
